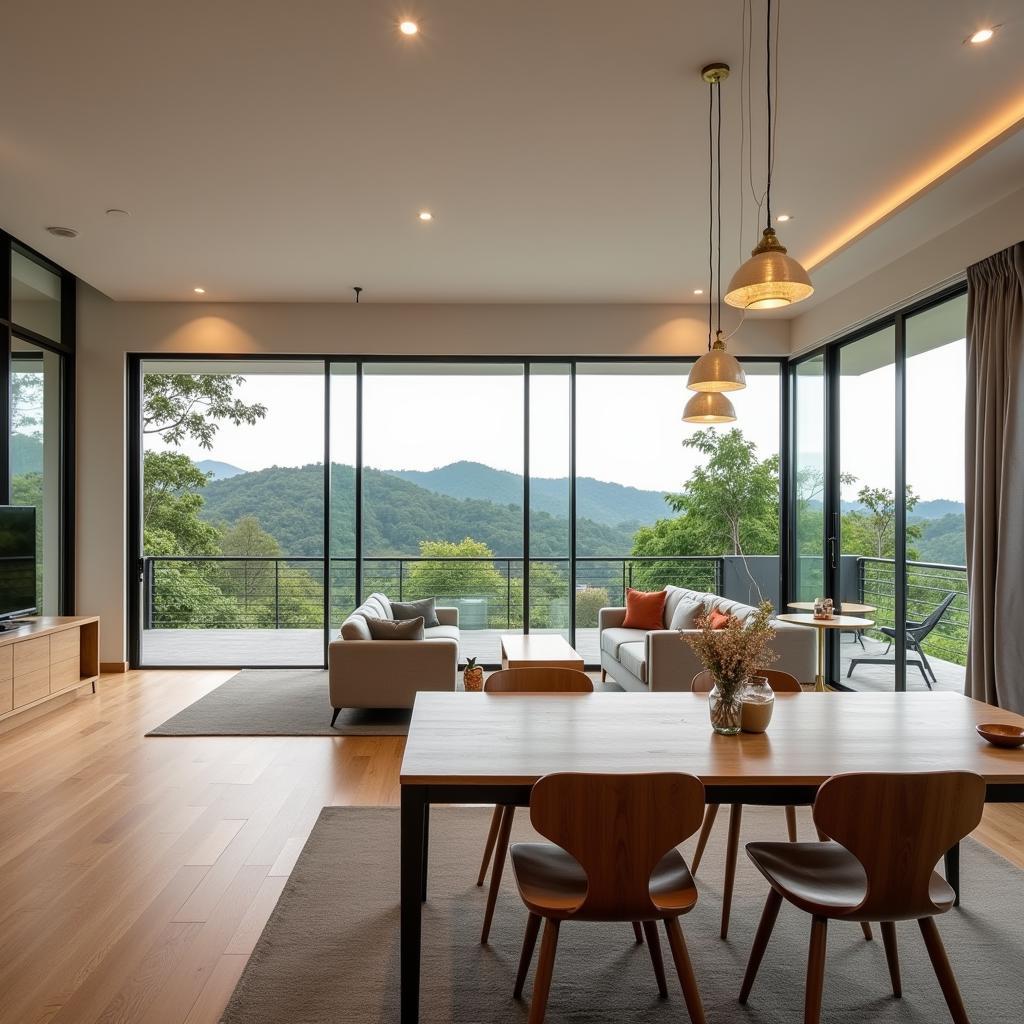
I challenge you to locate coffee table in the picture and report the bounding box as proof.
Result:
[776,612,874,692]
[499,633,584,671]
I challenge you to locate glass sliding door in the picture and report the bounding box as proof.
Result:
[329,364,358,641]
[361,363,525,665]
[138,359,326,666]
[792,355,826,603]
[10,339,62,614]
[905,294,969,692]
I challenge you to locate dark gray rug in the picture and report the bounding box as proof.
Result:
[221,806,1023,1023]
[147,669,412,736]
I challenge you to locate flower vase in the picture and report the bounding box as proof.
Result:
[708,683,743,735]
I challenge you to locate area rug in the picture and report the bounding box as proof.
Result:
[147,669,411,736]
[221,806,1023,1023]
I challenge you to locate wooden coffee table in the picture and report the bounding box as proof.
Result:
[499,633,584,671]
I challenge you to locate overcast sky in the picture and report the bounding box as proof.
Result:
[151,341,965,502]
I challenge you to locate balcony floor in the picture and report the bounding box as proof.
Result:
[141,627,964,693]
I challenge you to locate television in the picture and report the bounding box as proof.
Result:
[0,506,37,627]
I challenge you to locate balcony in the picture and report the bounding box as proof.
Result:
[139,553,967,692]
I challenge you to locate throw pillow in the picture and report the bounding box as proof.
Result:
[622,588,668,630]
[389,597,441,629]
[708,609,732,630]
[367,616,425,640]
[669,596,705,631]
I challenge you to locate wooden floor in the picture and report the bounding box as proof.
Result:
[0,669,1018,1024]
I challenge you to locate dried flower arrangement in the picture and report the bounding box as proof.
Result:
[684,600,779,701]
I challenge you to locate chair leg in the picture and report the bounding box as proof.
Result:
[664,917,706,1024]
[919,917,970,1024]
[805,916,829,1024]
[477,805,504,886]
[691,804,719,874]
[600,668,607,682]
[720,804,743,940]
[861,922,874,940]
[917,647,937,690]
[641,921,669,998]
[527,918,560,1024]
[880,921,901,997]
[632,920,644,944]
[785,805,798,842]
[739,888,782,1003]
[330,707,341,727]
[514,913,542,998]
[480,805,515,944]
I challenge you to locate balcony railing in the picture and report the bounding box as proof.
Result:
[141,554,723,632]
[855,557,969,667]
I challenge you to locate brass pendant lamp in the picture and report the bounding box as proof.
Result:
[725,0,812,310]
[685,63,740,422]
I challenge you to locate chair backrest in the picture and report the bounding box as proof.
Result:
[484,667,593,693]
[913,592,957,637]
[813,771,985,919]
[529,772,705,918]
[690,668,799,693]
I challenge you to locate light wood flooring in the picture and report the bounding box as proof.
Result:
[0,669,1019,1024]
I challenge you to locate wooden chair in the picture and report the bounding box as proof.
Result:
[688,668,805,940]
[740,771,985,1024]
[476,666,593,943]
[511,772,707,1024]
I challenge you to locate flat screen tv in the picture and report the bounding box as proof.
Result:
[0,506,37,624]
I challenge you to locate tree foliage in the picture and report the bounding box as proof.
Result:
[143,373,267,448]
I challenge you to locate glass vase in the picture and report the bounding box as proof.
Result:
[708,683,743,735]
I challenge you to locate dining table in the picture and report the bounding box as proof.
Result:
[398,689,1024,1023]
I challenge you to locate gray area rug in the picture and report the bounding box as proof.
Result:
[221,806,1023,1023]
[147,669,412,736]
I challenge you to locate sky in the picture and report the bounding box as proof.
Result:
[147,340,966,502]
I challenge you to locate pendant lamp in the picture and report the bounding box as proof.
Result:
[725,0,813,310]
[685,63,742,418]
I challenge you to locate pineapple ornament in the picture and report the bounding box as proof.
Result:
[463,657,484,692]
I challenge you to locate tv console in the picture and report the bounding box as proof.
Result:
[0,616,100,727]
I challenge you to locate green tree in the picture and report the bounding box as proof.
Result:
[403,538,511,626]
[841,483,922,559]
[218,515,282,618]
[143,373,267,448]
[142,451,221,554]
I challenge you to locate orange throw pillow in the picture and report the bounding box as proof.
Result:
[622,588,668,630]
[708,609,732,630]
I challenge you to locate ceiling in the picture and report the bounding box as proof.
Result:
[2,0,1022,306]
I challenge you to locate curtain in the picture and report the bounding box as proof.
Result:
[965,243,1024,711]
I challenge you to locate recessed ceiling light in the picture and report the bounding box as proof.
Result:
[193,287,206,294]
[105,208,130,218]
[776,213,792,222]
[693,289,704,295]
[399,20,418,35]
[969,27,995,44]
[418,210,433,222]
[46,226,78,238]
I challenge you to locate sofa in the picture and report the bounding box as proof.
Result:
[328,592,460,718]
[599,585,816,692]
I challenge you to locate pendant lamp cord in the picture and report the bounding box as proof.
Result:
[707,79,713,352]
[765,0,773,229]
[716,72,722,338]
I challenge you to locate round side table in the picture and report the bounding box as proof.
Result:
[775,613,874,692]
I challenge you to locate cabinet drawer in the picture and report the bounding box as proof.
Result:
[14,635,50,676]
[0,645,12,682]
[50,654,81,692]
[14,667,50,707]
[51,627,81,663]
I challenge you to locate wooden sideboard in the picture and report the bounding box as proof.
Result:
[0,616,100,726]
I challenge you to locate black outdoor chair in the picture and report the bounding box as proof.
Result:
[846,592,957,690]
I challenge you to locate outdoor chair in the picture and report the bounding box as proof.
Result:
[846,591,957,690]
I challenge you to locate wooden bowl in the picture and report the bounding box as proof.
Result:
[976,723,1024,748]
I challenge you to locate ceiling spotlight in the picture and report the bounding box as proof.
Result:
[776,213,792,222]
[693,289,704,295]
[969,27,995,44]
[105,208,130,218]
[399,20,418,35]
[418,210,433,221]
[193,287,206,294]
[46,226,78,238]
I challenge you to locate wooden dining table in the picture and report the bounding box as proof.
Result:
[398,690,1024,1023]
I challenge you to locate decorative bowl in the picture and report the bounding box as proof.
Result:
[976,723,1024,748]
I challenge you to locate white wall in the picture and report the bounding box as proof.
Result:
[76,291,790,663]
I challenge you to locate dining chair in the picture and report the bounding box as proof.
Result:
[511,771,708,1024]
[740,770,986,1024]
[688,668,803,940]
[476,666,593,943]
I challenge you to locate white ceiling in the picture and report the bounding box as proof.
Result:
[2,0,1022,305]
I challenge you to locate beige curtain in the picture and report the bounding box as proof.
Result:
[965,243,1024,711]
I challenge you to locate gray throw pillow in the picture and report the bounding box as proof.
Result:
[389,597,440,628]
[366,616,425,640]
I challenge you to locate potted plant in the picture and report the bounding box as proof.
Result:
[463,657,484,692]
[684,601,778,734]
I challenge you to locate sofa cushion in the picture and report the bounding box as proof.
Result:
[711,597,758,623]
[390,596,440,628]
[367,616,425,640]
[617,642,647,682]
[363,593,391,620]
[340,614,372,641]
[423,624,460,642]
[623,588,668,629]
[669,595,705,630]
[601,627,647,656]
